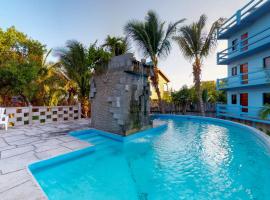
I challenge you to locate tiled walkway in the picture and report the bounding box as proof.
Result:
[0,119,91,200]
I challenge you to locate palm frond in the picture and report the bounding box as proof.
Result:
[260,104,270,120]
[158,18,186,58]
[42,49,52,67]
[125,10,184,61]
[200,17,224,58]
[124,20,154,57]
[174,14,220,61]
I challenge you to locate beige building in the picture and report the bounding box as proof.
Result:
[150,69,170,101]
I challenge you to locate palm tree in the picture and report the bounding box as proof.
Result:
[124,10,185,113]
[57,40,92,117]
[57,40,111,117]
[35,49,77,106]
[173,15,223,115]
[102,36,129,56]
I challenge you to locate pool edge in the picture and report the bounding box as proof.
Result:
[154,114,270,151]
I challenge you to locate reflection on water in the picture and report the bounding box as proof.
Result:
[201,124,231,169]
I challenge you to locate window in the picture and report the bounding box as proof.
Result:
[231,66,237,76]
[232,39,238,51]
[263,93,270,105]
[240,93,248,112]
[240,63,248,84]
[241,32,249,51]
[231,94,237,104]
[163,83,168,92]
[263,57,270,68]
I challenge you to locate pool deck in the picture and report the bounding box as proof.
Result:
[0,119,92,200]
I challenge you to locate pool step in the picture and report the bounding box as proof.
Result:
[73,132,122,152]
[70,130,95,137]
[78,134,100,140]
[95,143,121,152]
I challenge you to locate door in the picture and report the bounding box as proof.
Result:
[240,93,248,112]
[241,32,248,51]
[240,63,248,84]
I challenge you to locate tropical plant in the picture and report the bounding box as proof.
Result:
[34,49,78,106]
[259,104,270,120]
[171,85,191,114]
[173,15,223,115]
[0,26,46,106]
[0,62,40,106]
[88,42,111,75]
[102,36,129,56]
[124,10,185,113]
[57,40,92,117]
[0,26,45,67]
[57,40,111,117]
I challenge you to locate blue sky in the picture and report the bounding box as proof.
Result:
[1,0,247,89]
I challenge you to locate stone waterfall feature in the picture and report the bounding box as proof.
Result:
[90,53,152,136]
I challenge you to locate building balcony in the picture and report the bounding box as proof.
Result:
[217,26,270,65]
[217,104,270,124]
[217,68,270,90]
[218,0,270,39]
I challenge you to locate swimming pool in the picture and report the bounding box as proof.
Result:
[29,115,270,200]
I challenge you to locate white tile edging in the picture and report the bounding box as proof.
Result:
[26,166,49,200]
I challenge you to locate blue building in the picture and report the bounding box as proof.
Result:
[216,0,270,125]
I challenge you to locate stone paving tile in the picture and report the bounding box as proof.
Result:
[56,135,78,142]
[0,130,26,137]
[0,151,38,174]
[1,145,35,159]
[33,138,63,147]
[1,180,46,200]
[8,137,41,146]
[0,138,8,148]
[34,146,72,160]
[0,119,91,199]
[0,169,30,193]
[60,140,90,150]
[4,135,29,143]
[34,144,62,153]
[0,145,16,152]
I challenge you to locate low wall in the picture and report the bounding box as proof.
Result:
[4,104,81,127]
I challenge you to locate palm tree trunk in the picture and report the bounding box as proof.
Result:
[193,58,205,115]
[151,66,164,113]
[81,97,90,117]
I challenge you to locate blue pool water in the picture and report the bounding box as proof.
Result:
[30,115,270,200]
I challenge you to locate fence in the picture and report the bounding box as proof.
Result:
[150,101,216,113]
[4,104,81,127]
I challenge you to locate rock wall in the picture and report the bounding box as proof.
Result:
[90,54,151,135]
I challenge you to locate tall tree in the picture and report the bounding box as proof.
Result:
[171,85,191,114]
[57,40,111,117]
[57,40,91,116]
[124,10,185,113]
[34,49,78,106]
[102,36,129,56]
[173,15,223,115]
[0,26,45,67]
[0,26,46,106]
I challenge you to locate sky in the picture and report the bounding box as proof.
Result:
[1,0,248,90]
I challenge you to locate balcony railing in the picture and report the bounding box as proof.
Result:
[217,26,270,64]
[217,68,270,90]
[218,0,268,38]
[217,104,270,124]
